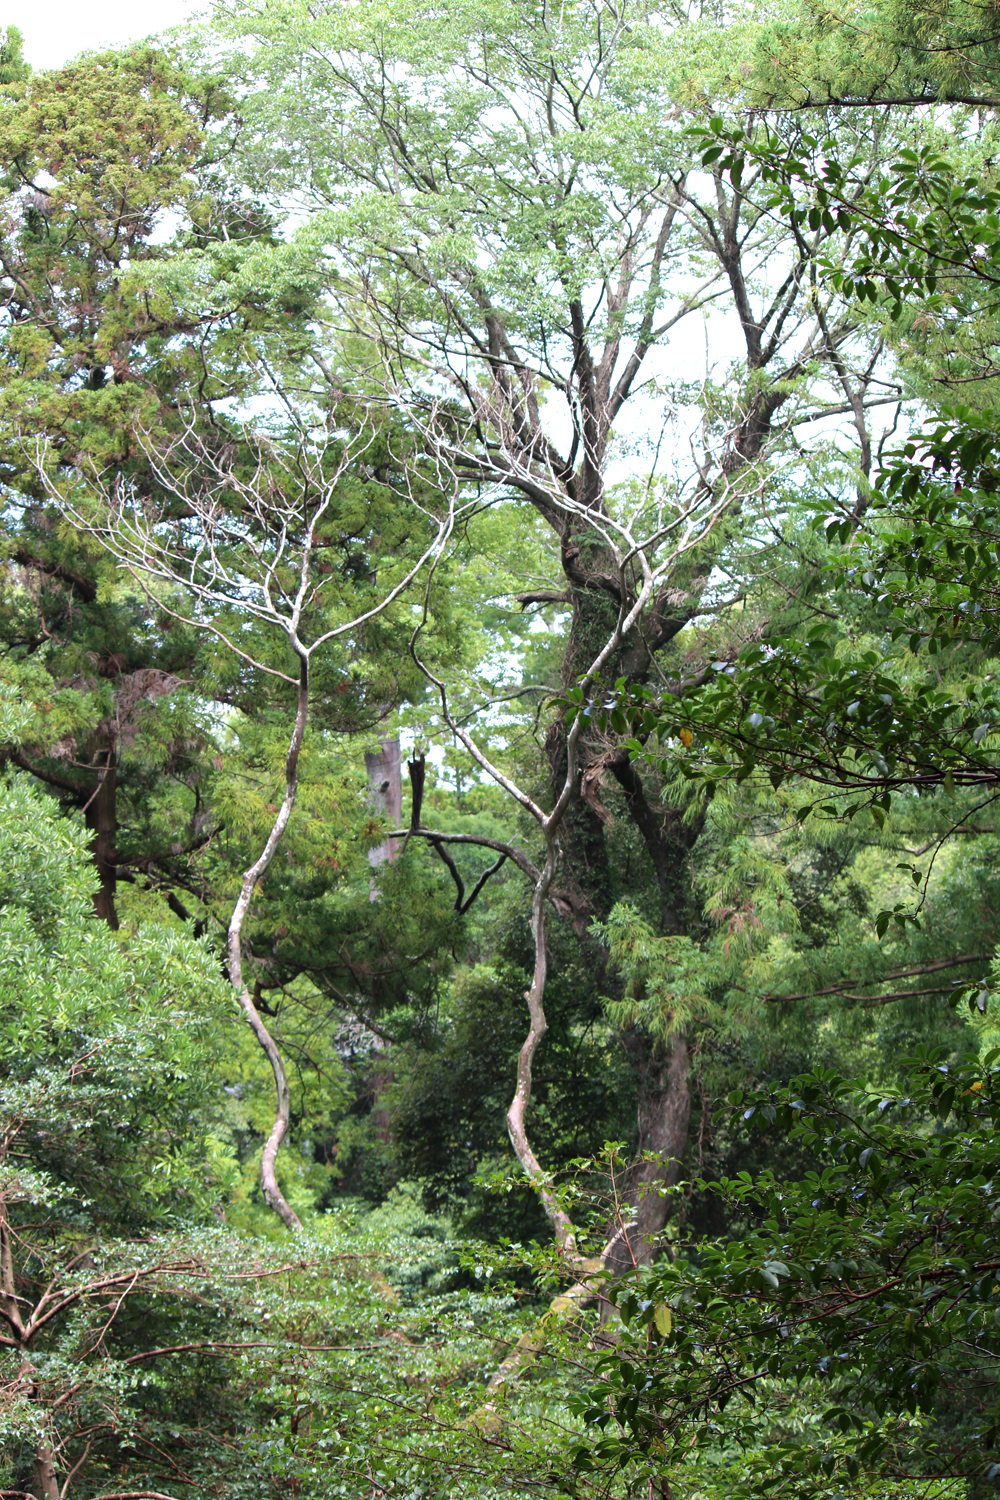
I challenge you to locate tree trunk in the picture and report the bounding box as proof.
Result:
[605,1036,692,1273]
[32,1443,59,1500]
[228,659,311,1232]
[602,764,700,1269]
[84,743,118,929]
[607,751,704,936]
[364,736,403,887]
[546,673,700,1270]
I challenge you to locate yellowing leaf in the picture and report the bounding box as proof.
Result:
[654,1302,672,1337]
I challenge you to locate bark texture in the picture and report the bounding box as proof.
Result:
[604,1036,692,1273]
[84,744,118,929]
[365,735,403,878]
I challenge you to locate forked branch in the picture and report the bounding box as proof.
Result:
[32,417,462,1230]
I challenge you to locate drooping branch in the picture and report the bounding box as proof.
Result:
[407,754,426,830]
[390,825,541,885]
[456,852,508,914]
[8,749,87,800]
[11,548,98,602]
[422,834,507,914]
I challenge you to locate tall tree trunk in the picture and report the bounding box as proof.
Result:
[365,736,403,884]
[550,583,703,1267]
[84,742,118,929]
[545,719,615,929]
[603,757,701,1265]
[604,1036,692,1273]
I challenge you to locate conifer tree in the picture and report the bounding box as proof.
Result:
[0,47,299,925]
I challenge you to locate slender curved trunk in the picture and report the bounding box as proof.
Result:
[505,830,579,1254]
[227,658,310,1232]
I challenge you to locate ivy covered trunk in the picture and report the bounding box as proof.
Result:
[548,575,702,1268]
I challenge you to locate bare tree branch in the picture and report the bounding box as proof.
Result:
[31,415,463,1230]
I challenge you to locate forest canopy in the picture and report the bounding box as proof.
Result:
[2,2,1000,1497]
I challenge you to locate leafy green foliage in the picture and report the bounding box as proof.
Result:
[0,774,233,1228]
[599,121,1000,819]
[610,631,1000,808]
[6,7,1000,1496]
[575,1050,1000,1497]
[0,775,581,1498]
[393,898,637,1237]
[0,26,28,86]
[0,45,291,927]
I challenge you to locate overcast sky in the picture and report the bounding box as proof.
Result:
[13,0,205,71]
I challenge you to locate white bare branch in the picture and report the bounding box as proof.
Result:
[29,412,465,1230]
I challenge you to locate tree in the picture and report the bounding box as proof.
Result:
[0,26,29,86]
[610,118,1000,845]
[550,90,1000,1425]
[0,773,232,1497]
[0,45,302,926]
[42,411,461,1226]
[0,772,570,1500]
[209,0,910,1271]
